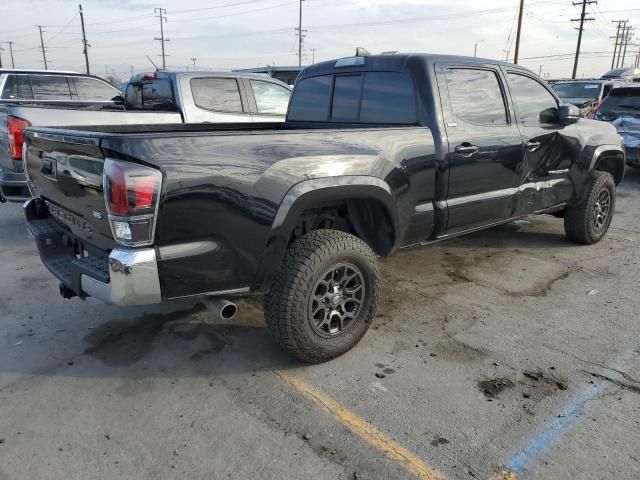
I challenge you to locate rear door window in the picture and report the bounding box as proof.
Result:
[445,68,508,125]
[597,88,640,114]
[73,77,119,101]
[250,80,290,115]
[29,75,73,100]
[1,75,34,100]
[191,78,243,112]
[360,72,416,123]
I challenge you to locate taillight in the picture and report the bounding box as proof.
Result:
[7,116,31,159]
[103,158,162,247]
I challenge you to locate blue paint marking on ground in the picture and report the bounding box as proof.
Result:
[503,345,639,473]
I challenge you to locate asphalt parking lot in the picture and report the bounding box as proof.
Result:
[1,169,640,480]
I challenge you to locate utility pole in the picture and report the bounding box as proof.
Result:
[474,39,484,57]
[538,64,543,76]
[130,65,134,76]
[36,25,48,70]
[611,20,625,69]
[513,0,524,64]
[7,41,15,68]
[154,8,168,70]
[616,23,629,67]
[0,46,3,68]
[620,27,634,67]
[295,0,306,67]
[190,57,196,71]
[310,48,316,64]
[79,4,90,74]
[571,0,596,80]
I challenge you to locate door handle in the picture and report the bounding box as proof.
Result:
[454,144,479,157]
[526,141,542,152]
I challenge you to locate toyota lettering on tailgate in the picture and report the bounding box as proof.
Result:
[45,200,93,233]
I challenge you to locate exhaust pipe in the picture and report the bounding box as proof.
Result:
[205,297,237,320]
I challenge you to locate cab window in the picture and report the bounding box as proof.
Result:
[125,79,176,110]
[250,80,290,115]
[288,71,416,124]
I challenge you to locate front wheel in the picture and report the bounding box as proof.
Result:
[564,171,616,244]
[264,229,379,363]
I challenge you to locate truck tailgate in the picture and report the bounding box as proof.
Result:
[24,130,115,250]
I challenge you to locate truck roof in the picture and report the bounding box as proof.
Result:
[128,70,292,88]
[299,53,532,79]
[0,69,79,75]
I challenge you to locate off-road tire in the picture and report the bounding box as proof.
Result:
[264,229,380,363]
[564,171,616,244]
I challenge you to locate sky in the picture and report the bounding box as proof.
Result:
[1,0,639,81]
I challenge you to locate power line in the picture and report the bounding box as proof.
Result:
[571,0,596,79]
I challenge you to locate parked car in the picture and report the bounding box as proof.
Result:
[124,71,291,122]
[0,70,291,202]
[591,85,640,167]
[552,79,622,116]
[601,67,640,82]
[22,53,624,363]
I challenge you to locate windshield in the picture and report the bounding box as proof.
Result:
[598,89,640,113]
[552,82,601,99]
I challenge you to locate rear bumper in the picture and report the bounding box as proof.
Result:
[0,169,30,202]
[24,198,161,306]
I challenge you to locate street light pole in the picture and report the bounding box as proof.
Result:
[190,57,196,71]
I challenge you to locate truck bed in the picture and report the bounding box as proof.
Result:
[24,122,436,298]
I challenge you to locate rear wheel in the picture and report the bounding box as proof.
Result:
[564,171,615,244]
[264,229,379,363]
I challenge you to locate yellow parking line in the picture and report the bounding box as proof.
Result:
[275,370,446,480]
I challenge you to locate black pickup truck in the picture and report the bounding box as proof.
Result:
[22,53,625,363]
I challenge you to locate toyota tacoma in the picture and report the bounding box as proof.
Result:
[22,53,625,362]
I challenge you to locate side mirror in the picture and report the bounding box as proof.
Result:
[111,95,125,105]
[558,104,580,125]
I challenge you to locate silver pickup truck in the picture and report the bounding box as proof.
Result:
[0,69,291,202]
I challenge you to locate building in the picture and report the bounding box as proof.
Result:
[233,66,303,86]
